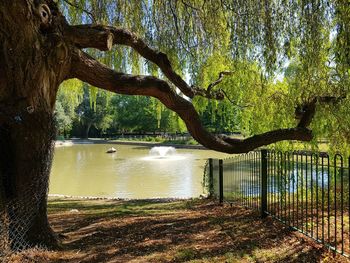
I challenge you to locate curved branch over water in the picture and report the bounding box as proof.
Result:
[69,50,313,154]
[64,24,225,99]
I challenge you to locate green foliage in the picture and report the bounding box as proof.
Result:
[108,95,186,133]
[72,87,113,138]
[55,80,83,137]
[109,95,158,132]
[58,78,84,108]
[55,100,73,137]
[56,1,350,152]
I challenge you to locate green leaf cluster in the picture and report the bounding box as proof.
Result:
[55,0,350,152]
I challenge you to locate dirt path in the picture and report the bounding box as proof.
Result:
[7,198,349,262]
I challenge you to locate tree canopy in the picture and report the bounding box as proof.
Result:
[53,0,350,153]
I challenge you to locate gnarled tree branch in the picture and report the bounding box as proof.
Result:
[64,26,114,51]
[206,71,233,94]
[295,95,346,128]
[64,24,225,100]
[296,98,317,128]
[69,50,313,154]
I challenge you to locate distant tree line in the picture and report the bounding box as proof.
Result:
[55,84,242,139]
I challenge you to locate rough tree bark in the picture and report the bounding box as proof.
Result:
[0,0,317,249]
[0,0,70,248]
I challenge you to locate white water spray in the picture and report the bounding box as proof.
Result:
[142,146,185,161]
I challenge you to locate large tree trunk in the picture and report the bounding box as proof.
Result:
[0,109,58,250]
[0,0,69,250]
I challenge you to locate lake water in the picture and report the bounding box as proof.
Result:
[50,144,229,199]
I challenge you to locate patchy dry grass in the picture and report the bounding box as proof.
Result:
[5,198,350,262]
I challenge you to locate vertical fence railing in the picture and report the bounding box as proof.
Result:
[205,149,350,257]
[261,149,268,218]
[219,159,224,204]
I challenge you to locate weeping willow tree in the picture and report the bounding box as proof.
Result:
[0,0,349,248]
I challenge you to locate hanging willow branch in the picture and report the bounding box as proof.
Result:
[62,0,96,23]
[63,24,315,153]
[64,24,225,100]
[52,0,349,154]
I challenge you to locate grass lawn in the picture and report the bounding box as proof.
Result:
[6,198,349,263]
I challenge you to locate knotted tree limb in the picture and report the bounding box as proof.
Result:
[64,24,225,100]
[296,98,317,128]
[206,71,233,94]
[295,95,346,128]
[69,50,313,154]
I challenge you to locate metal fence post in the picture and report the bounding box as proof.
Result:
[219,159,224,204]
[261,150,268,218]
[208,158,214,198]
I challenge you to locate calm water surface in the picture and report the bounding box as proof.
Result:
[50,144,229,198]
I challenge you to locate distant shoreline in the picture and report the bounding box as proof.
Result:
[55,138,207,150]
[48,194,198,201]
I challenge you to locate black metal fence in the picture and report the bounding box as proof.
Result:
[204,149,350,257]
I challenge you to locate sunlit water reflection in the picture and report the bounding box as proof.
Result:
[141,146,186,161]
[50,144,229,198]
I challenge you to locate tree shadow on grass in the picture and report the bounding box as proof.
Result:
[49,199,194,234]
[10,199,347,262]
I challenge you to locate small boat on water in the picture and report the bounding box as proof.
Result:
[106,147,117,153]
